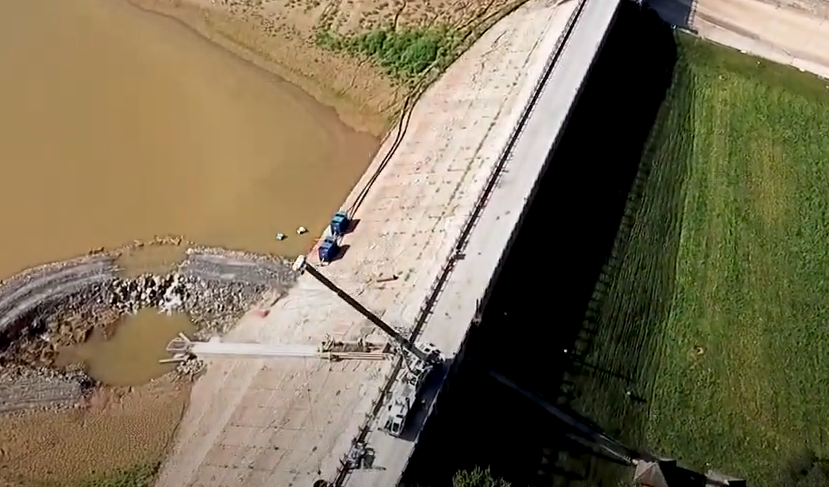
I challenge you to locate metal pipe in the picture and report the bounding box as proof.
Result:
[485,369,635,464]
[302,264,431,363]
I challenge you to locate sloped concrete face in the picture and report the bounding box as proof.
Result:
[154,1,594,486]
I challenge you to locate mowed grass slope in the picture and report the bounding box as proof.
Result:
[568,34,829,484]
[651,37,829,479]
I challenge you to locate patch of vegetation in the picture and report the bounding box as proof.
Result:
[649,33,829,482]
[315,27,460,81]
[782,451,829,487]
[568,31,829,485]
[24,462,161,487]
[452,467,511,487]
[78,462,159,487]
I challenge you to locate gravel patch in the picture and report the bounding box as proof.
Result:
[177,247,298,337]
[0,367,92,413]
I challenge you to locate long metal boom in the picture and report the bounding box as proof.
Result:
[302,263,430,363]
[486,369,635,464]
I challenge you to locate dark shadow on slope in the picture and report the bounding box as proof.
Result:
[402,4,684,487]
[562,27,695,471]
[647,0,698,33]
[779,451,829,487]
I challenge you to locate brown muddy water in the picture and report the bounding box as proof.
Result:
[55,310,196,386]
[0,0,377,386]
[0,0,378,282]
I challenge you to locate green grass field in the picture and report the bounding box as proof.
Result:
[567,34,829,485]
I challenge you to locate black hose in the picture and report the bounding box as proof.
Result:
[346,94,416,216]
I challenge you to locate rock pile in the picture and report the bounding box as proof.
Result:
[174,357,206,381]
[108,268,277,339]
[0,254,118,338]
[109,273,188,314]
[180,276,268,338]
[178,247,298,337]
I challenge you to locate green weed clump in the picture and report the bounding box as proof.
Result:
[77,462,159,487]
[315,27,459,81]
[452,466,511,487]
[35,462,161,487]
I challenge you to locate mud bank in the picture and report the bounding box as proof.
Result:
[0,245,297,414]
[127,0,525,136]
[0,0,379,280]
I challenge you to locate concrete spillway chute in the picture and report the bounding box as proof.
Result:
[162,333,393,363]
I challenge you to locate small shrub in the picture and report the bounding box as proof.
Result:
[315,27,457,81]
[452,466,511,487]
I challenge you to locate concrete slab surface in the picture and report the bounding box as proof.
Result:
[154,1,583,486]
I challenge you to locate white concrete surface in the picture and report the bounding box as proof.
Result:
[154,1,588,486]
[650,0,829,79]
[346,0,621,483]
[190,343,322,358]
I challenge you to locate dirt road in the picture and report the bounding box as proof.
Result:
[650,0,829,78]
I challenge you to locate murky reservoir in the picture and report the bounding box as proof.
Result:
[0,0,378,280]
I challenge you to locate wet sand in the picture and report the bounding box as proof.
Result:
[0,0,378,280]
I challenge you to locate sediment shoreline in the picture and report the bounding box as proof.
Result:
[126,0,399,136]
[0,243,298,414]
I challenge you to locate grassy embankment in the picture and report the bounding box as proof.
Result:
[29,463,160,487]
[312,0,527,94]
[567,33,829,485]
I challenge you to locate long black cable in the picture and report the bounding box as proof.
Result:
[346,94,416,216]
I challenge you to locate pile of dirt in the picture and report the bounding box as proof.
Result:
[179,246,296,337]
[0,254,119,343]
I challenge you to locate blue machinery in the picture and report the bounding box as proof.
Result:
[318,211,351,265]
[318,237,340,264]
[329,211,351,237]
